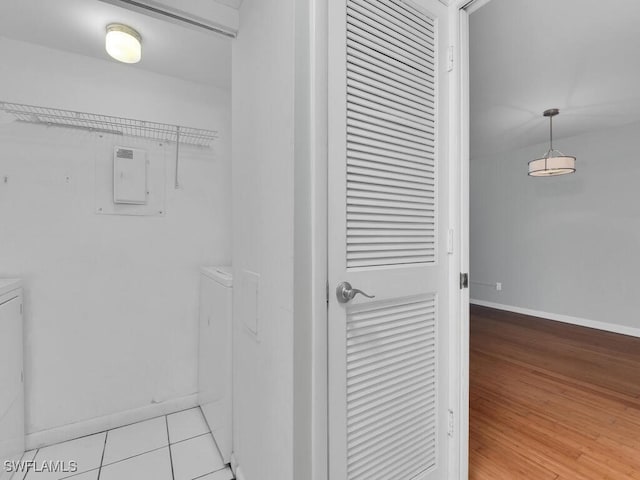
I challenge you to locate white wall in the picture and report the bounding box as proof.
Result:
[292,0,328,479]
[231,0,295,479]
[0,37,220,129]
[0,38,231,438]
[470,121,640,332]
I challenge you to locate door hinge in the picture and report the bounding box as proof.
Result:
[326,282,329,305]
[20,303,23,314]
[447,46,454,72]
[460,273,469,289]
[448,409,455,437]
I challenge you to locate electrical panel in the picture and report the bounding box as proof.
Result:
[113,147,147,205]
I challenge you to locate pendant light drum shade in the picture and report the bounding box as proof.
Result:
[106,24,142,64]
[528,108,576,177]
[528,155,576,176]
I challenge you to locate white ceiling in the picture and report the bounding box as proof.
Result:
[470,0,640,157]
[0,0,232,88]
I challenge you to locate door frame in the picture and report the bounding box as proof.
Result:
[447,1,468,478]
[448,1,495,478]
[293,0,484,478]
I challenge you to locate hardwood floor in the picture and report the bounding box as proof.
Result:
[469,305,640,480]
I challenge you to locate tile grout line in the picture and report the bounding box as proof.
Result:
[165,415,176,480]
[59,467,101,480]
[168,405,202,418]
[99,445,167,469]
[192,466,231,480]
[191,471,216,480]
[170,431,211,447]
[97,430,108,480]
[20,448,39,480]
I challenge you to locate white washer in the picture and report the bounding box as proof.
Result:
[0,279,23,480]
[198,266,232,463]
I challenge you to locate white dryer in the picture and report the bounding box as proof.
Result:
[198,266,232,463]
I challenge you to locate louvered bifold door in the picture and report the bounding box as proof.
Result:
[328,0,450,479]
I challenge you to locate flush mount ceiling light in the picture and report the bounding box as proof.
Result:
[105,24,142,64]
[528,109,576,177]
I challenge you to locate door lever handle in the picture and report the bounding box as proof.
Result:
[336,281,375,304]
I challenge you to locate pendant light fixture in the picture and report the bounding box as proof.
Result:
[105,24,142,64]
[528,109,576,177]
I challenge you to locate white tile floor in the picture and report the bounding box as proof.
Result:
[12,407,234,480]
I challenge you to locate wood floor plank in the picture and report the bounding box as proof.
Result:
[470,305,640,479]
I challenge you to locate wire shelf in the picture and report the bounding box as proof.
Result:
[0,101,217,148]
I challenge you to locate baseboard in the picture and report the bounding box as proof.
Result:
[470,299,640,338]
[230,453,245,480]
[25,394,198,450]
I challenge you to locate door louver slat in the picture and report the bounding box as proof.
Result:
[348,72,433,110]
[349,307,436,332]
[348,64,434,105]
[346,22,434,74]
[348,198,435,211]
[348,383,435,431]
[348,2,435,54]
[348,167,434,186]
[348,127,434,154]
[348,118,435,148]
[347,214,433,224]
[347,398,434,448]
[347,183,434,199]
[347,363,436,403]
[347,43,434,90]
[349,376,435,421]
[347,111,435,142]
[347,221,434,230]
[347,89,433,125]
[348,354,434,390]
[346,0,437,269]
[349,300,434,322]
[348,174,433,193]
[375,0,436,36]
[347,22,434,78]
[348,140,435,165]
[350,0,434,48]
[347,94,433,131]
[350,420,437,467]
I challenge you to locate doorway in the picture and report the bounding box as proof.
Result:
[464,0,640,477]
